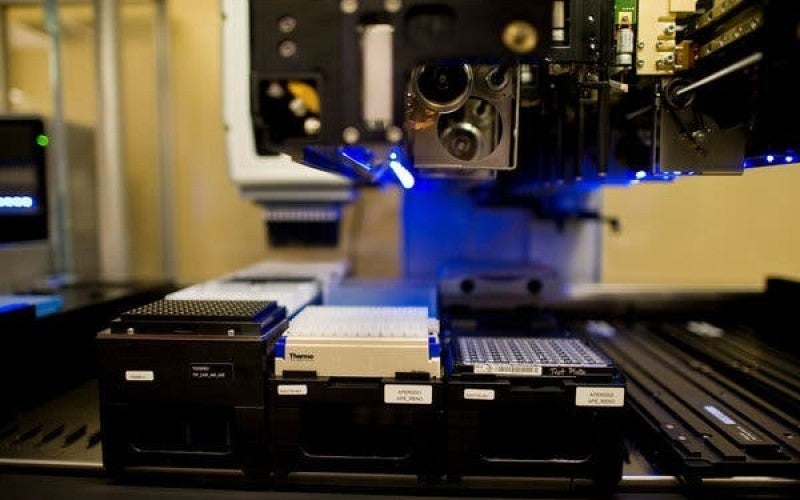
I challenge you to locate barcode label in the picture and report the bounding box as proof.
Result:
[125,370,154,382]
[464,388,495,401]
[384,384,433,405]
[472,364,542,376]
[575,387,625,407]
[277,384,308,396]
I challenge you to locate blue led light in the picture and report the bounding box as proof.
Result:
[339,145,374,171]
[389,160,415,189]
[786,156,794,164]
[635,170,647,180]
[766,155,775,163]
[0,195,36,209]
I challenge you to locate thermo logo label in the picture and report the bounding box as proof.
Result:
[464,388,495,401]
[277,384,308,396]
[575,387,624,407]
[384,384,433,405]
[125,370,154,382]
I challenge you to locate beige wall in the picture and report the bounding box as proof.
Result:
[4,0,798,287]
[602,167,800,285]
[5,1,398,285]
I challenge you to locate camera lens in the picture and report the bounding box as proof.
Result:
[439,122,483,162]
[413,64,473,113]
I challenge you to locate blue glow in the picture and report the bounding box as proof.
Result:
[339,146,374,170]
[786,156,794,164]
[0,195,36,209]
[635,170,647,180]
[766,155,775,163]
[389,160,415,189]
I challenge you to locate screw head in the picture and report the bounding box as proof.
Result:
[278,40,297,58]
[227,329,236,337]
[304,117,321,136]
[384,0,402,13]
[691,130,707,143]
[126,328,135,335]
[288,97,307,117]
[502,20,539,54]
[340,0,358,14]
[386,126,403,143]
[277,15,297,34]
[342,126,360,144]
[266,82,284,99]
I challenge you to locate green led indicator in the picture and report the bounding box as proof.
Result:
[36,134,50,147]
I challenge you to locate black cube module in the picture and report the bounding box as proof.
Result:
[97,300,287,477]
[446,336,626,490]
[269,376,443,480]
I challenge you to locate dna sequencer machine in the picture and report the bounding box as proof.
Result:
[4,1,800,499]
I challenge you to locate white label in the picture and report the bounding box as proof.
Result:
[277,384,308,396]
[704,405,736,425]
[575,387,625,407]
[125,370,154,382]
[384,384,433,405]
[686,321,724,338]
[464,388,495,401]
[472,364,542,376]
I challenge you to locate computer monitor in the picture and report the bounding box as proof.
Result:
[0,117,48,244]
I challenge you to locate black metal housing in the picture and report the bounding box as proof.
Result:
[97,301,288,477]
[269,375,444,480]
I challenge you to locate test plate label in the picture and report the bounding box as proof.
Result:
[472,364,542,376]
[575,387,624,407]
[278,384,308,396]
[384,384,433,405]
[464,388,495,401]
[125,370,154,382]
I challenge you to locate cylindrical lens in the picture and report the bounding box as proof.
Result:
[413,64,473,113]
[439,122,483,161]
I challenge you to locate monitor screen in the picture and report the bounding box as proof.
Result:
[0,117,48,244]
